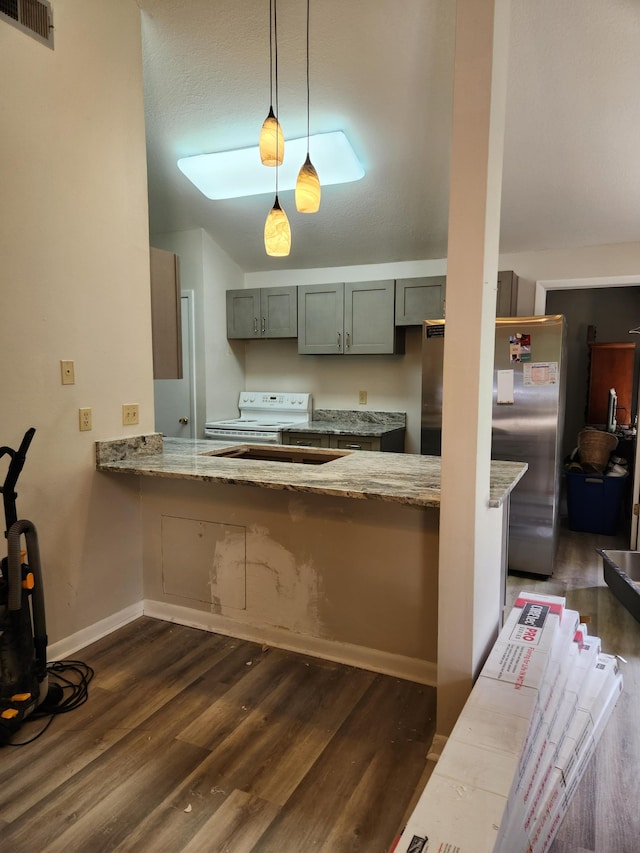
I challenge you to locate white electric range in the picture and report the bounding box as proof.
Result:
[204,392,312,444]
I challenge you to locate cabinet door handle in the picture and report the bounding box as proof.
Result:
[261,317,266,334]
[254,318,259,334]
[346,331,351,349]
[345,443,361,449]
[337,331,341,349]
[295,440,313,446]
[178,417,189,425]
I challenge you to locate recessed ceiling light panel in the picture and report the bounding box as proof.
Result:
[177,131,364,200]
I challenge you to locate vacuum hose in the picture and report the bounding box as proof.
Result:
[6,519,48,661]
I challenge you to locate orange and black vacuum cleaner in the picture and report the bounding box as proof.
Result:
[0,428,52,744]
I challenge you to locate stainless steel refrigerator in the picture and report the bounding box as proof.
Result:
[421,315,567,577]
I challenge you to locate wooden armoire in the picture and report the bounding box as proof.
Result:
[587,342,636,427]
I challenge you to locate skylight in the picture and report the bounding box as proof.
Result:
[177,131,364,200]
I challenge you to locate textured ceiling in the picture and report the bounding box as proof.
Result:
[139,0,640,273]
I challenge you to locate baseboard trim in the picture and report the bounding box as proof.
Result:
[142,599,437,686]
[47,602,144,661]
[426,732,448,762]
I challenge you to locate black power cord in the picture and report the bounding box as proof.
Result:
[5,659,94,747]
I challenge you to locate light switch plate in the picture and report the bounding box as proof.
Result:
[122,404,139,425]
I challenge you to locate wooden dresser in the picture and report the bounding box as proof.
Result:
[587,342,635,427]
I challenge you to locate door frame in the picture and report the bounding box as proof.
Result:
[181,290,196,438]
[153,290,196,439]
[535,274,640,548]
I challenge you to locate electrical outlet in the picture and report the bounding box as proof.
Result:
[79,407,92,431]
[122,404,139,425]
[61,360,75,385]
[358,390,367,405]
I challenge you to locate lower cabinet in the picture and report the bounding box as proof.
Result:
[283,432,332,448]
[282,430,405,452]
[331,435,383,452]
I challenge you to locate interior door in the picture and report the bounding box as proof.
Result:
[154,292,195,438]
[630,435,640,549]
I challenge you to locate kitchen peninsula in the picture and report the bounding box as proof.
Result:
[97,435,526,685]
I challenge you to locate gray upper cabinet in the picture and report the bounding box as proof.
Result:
[395,271,521,324]
[297,283,344,353]
[226,286,297,339]
[395,276,446,325]
[150,246,182,379]
[298,280,400,355]
[496,270,519,317]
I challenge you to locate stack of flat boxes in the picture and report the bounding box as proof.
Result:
[394,592,623,853]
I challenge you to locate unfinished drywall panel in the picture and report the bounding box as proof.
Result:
[161,515,246,610]
[141,477,438,671]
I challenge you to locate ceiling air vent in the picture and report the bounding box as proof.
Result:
[0,0,54,49]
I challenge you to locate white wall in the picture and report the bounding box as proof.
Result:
[245,259,448,288]
[0,0,152,643]
[500,242,640,284]
[202,229,246,422]
[244,334,423,450]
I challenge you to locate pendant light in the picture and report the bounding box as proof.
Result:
[264,194,291,256]
[295,0,321,213]
[264,0,291,256]
[259,0,284,166]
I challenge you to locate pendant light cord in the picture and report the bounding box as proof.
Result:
[274,0,280,194]
[306,0,310,156]
[268,0,273,106]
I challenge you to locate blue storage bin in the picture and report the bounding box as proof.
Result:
[565,471,628,535]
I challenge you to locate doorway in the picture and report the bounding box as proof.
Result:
[544,283,640,548]
[154,291,195,438]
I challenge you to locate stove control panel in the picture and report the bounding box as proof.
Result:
[238,392,312,412]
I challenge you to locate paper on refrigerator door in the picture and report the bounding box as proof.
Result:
[497,369,515,404]
[523,362,559,386]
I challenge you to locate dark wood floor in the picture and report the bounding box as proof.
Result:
[0,618,435,852]
[507,524,640,853]
[2,524,638,852]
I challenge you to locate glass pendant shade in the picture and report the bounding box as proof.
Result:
[295,155,321,213]
[259,107,284,166]
[264,196,291,256]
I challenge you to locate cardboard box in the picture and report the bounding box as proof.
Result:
[394,593,625,853]
[526,654,622,852]
[481,593,565,692]
[494,611,580,851]
[520,640,607,837]
[402,593,565,853]
[395,774,506,853]
[528,674,622,853]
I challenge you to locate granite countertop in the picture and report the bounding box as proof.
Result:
[96,434,527,509]
[282,409,406,437]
